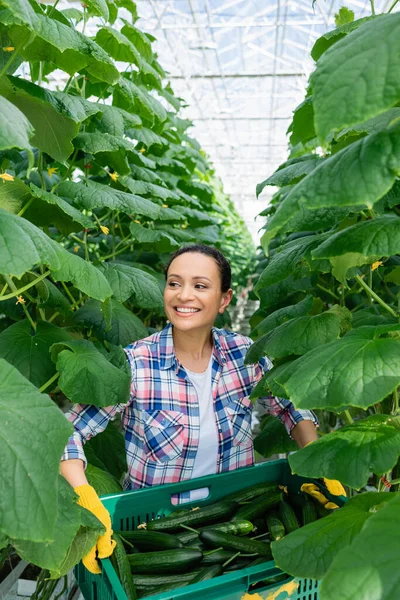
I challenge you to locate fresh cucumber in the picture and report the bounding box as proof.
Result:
[132,571,202,590]
[199,530,272,558]
[279,500,299,533]
[233,491,282,522]
[188,564,223,583]
[110,533,137,600]
[222,481,279,504]
[223,557,254,572]
[301,495,318,525]
[118,530,183,551]
[177,518,253,545]
[147,501,237,532]
[127,548,202,573]
[201,550,235,565]
[265,511,285,541]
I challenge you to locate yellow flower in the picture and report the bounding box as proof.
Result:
[181,224,188,229]
[371,260,383,271]
[139,148,146,153]
[162,204,169,208]
[100,225,109,235]
[16,295,25,305]
[47,167,58,178]
[109,172,119,182]
[0,173,14,182]
[2,46,15,52]
[73,245,80,253]
[133,219,141,224]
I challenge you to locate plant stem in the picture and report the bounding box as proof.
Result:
[388,0,399,11]
[83,230,89,261]
[344,410,354,425]
[39,372,60,393]
[0,41,24,78]
[61,281,80,310]
[47,311,59,323]
[179,524,199,533]
[4,275,37,330]
[392,387,399,415]
[0,282,8,296]
[316,284,339,300]
[0,270,50,302]
[370,0,376,14]
[99,244,130,262]
[203,547,223,556]
[354,275,398,318]
[18,197,35,218]
[38,151,46,189]
[63,74,74,93]
[222,551,241,568]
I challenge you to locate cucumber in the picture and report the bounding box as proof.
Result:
[147,501,237,532]
[127,548,202,574]
[188,564,223,583]
[110,534,137,600]
[301,494,318,525]
[199,530,272,558]
[177,519,253,545]
[201,550,235,565]
[118,530,184,551]
[233,491,282,522]
[265,511,285,541]
[223,558,254,572]
[278,500,299,533]
[132,571,202,590]
[222,481,279,504]
[246,556,269,569]
[251,517,267,535]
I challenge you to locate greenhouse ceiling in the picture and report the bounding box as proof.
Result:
[42,0,397,242]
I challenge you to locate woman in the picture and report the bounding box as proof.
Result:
[60,244,343,574]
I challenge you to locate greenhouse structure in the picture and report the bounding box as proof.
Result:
[0,0,400,599]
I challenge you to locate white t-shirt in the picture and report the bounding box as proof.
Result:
[185,355,219,501]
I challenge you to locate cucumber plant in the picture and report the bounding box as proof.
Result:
[250,9,400,600]
[0,0,254,582]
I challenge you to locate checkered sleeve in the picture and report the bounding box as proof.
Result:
[255,355,318,436]
[61,348,136,467]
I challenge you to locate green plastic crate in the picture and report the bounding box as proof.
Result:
[75,458,320,600]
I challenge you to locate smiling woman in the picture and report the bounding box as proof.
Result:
[60,243,322,574]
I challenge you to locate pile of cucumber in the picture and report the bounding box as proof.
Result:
[110,481,325,599]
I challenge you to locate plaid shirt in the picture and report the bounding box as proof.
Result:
[62,324,317,497]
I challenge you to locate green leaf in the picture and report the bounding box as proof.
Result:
[28,184,93,231]
[0,0,38,28]
[280,205,358,236]
[0,320,72,388]
[320,493,400,600]
[275,326,400,411]
[51,339,131,407]
[0,96,33,164]
[7,13,119,84]
[261,123,400,251]
[311,13,400,141]
[121,22,153,63]
[272,492,390,580]
[312,216,400,274]
[0,177,31,214]
[289,415,400,489]
[129,221,179,252]
[58,180,160,219]
[51,251,112,302]
[250,360,297,401]
[114,77,166,125]
[122,176,180,203]
[100,262,163,308]
[74,299,147,347]
[250,296,315,339]
[84,0,109,20]
[11,476,103,572]
[0,358,72,541]
[95,26,141,65]
[74,132,156,167]
[335,107,400,144]
[287,98,316,148]
[245,313,340,362]
[257,156,321,196]
[85,464,122,495]
[334,7,354,26]
[128,127,168,148]
[254,415,297,458]
[86,422,127,482]
[311,16,374,62]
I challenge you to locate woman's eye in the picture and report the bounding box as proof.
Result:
[168,282,179,287]
[195,284,207,289]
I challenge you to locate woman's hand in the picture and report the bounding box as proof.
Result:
[301,479,346,509]
[74,484,116,574]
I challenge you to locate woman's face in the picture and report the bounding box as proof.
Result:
[164,252,232,333]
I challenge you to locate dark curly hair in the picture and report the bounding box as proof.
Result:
[165,245,231,292]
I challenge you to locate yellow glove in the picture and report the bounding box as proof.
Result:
[75,484,116,574]
[301,479,346,510]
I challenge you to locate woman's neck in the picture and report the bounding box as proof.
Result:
[172,326,213,361]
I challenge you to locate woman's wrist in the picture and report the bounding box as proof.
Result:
[60,458,88,488]
[291,420,318,449]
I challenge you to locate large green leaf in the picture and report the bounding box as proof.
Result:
[254,415,297,458]
[280,205,359,236]
[0,177,31,214]
[0,0,38,28]
[275,326,400,411]
[86,421,127,482]
[129,221,179,252]
[73,132,156,168]
[74,299,147,347]
[85,464,122,495]
[121,22,153,62]
[100,262,163,308]
[257,156,321,196]
[51,339,131,407]
[311,13,400,141]
[289,415,400,489]
[312,216,400,272]
[28,184,93,231]
[93,104,142,137]
[250,296,316,339]
[7,13,119,84]
[114,77,166,125]
[0,359,72,541]
[0,96,33,164]
[261,122,400,250]
[11,476,103,572]
[0,320,72,388]
[255,234,327,290]
[311,16,373,61]
[287,97,316,147]
[95,26,141,66]
[122,176,180,202]
[250,360,294,400]
[245,313,340,362]
[272,492,390,580]
[320,493,400,600]
[58,180,160,219]
[335,107,400,145]
[84,0,109,20]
